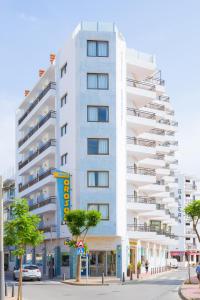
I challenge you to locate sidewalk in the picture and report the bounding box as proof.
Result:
[179,276,200,300]
[63,269,172,286]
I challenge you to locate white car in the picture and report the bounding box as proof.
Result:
[13,264,42,281]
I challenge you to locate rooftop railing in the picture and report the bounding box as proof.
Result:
[18,82,56,125]
[18,168,55,193]
[18,111,56,147]
[127,107,156,119]
[127,136,156,147]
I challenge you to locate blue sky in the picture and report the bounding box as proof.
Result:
[0,0,200,176]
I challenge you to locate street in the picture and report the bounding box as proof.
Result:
[6,267,194,300]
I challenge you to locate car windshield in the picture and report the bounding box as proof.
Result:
[24,266,38,270]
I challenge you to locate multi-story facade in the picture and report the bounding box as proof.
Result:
[16,21,179,278]
[3,178,15,271]
[171,174,200,266]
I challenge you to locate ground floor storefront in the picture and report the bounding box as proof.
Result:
[170,250,200,266]
[5,237,170,279]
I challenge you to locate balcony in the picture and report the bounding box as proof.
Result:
[38,222,57,240]
[127,108,156,134]
[157,95,170,103]
[127,196,156,212]
[18,139,56,170]
[18,82,56,125]
[29,196,56,211]
[127,136,156,160]
[18,111,56,148]
[127,78,156,91]
[19,168,55,193]
[139,182,166,194]
[127,166,156,186]
[127,224,176,241]
[139,155,165,169]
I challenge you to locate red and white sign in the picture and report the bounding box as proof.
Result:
[77,240,84,248]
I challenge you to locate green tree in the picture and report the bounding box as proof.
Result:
[185,200,200,243]
[4,199,44,300]
[65,209,101,282]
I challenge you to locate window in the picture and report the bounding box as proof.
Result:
[87,106,109,122]
[61,153,68,166]
[62,254,70,267]
[61,62,67,78]
[87,171,109,187]
[61,94,67,107]
[61,123,68,136]
[186,223,190,226]
[186,237,190,241]
[87,40,109,57]
[88,204,109,220]
[87,138,109,155]
[87,73,109,90]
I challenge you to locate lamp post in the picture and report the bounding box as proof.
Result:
[0,176,4,300]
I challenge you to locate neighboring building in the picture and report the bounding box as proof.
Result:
[170,174,200,266]
[16,21,179,278]
[3,178,15,271]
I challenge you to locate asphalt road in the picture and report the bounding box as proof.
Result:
[5,267,195,300]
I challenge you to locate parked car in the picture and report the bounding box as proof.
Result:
[13,264,41,281]
[166,258,178,268]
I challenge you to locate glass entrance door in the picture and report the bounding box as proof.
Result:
[89,251,116,276]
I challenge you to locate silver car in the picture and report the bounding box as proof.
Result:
[13,264,42,281]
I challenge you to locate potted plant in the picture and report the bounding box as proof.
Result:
[137,261,142,279]
[127,263,134,276]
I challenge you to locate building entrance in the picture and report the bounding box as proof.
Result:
[89,251,116,276]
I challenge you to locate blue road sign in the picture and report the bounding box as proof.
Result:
[77,247,85,255]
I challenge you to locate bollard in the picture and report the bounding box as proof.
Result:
[63,273,66,281]
[12,283,15,298]
[102,272,104,285]
[5,282,7,296]
[122,272,125,283]
[130,271,133,281]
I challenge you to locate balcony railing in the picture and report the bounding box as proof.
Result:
[38,222,57,233]
[145,70,165,86]
[127,107,156,119]
[147,103,165,111]
[127,78,156,91]
[158,119,178,127]
[29,196,56,211]
[18,111,56,147]
[18,139,56,170]
[157,95,170,102]
[127,195,156,204]
[18,82,56,125]
[127,136,156,147]
[127,166,156,176]
[150,128,165,135]
[127,224,176,239]
[18,168,55,193]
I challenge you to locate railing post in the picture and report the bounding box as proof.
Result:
[102,272,104,285]
[122,272,125,283]
[12,283,15,298]
[5,282,7,296]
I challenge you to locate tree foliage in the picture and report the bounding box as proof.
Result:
[65,209,101,282]
[185,200,200,243]
[4,198,44,300]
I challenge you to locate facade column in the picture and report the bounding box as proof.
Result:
[69,248,77,279]
[54,246,61,277]
[42,245,47,276]
[116,238,128,278]
[32,248,36,265]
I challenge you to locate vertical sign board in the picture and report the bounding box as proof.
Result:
[53,171,71,224]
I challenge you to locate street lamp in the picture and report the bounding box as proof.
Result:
[0,176,5,300]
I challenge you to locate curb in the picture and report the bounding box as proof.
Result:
[178,285,188,300]
[62,281,109,286]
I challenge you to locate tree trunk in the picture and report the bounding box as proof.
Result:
[193,223,200,243]
[17,256,23,300]
[76,255,81,282]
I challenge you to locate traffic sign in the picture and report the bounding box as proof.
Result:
[77,240,84,248]
[77,247,85,255]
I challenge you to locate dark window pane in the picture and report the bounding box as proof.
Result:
[88,139,98,154]
[98,108,108,122]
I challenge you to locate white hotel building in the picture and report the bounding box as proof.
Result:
[16,21,179,278]
[171,174,200,265]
